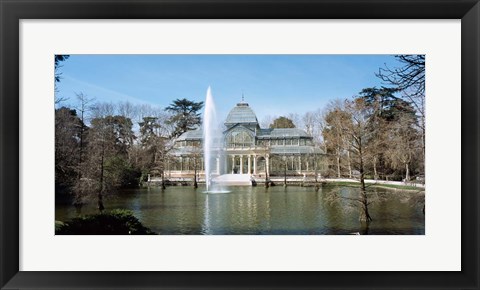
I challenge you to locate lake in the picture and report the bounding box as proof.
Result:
[55,185,425,235]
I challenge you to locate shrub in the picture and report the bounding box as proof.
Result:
[55,209,156,235]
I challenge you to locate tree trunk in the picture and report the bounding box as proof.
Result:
[314,156,319,192]
[422,113,426,161]
[78,110,85,180]
[98,141,105,213]
[360,220,370,235]
[193,159,198,189]
[161,172,166,190]
[97,192,105,213]
[265,155,270,188]
[359,198,372,222]
[373,156,378,180]
[405,162,410,182]
[358,143,372,222]
[158,153,166,190]
[336,152,341,178]
[347,150,352,178]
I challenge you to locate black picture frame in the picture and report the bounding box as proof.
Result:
[1,0,479,289]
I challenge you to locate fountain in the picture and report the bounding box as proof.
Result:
[202,87,229,193]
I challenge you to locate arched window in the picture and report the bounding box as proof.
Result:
[226,129,253,148]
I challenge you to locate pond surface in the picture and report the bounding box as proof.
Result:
[55,185,425,235]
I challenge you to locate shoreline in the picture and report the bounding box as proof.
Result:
[145,177,425,191]
[323,179,425,191]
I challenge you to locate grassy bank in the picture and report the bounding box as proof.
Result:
[325,181,424,191]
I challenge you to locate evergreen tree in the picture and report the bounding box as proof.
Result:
[165,98,204,138]
[54,55,70,104]
[269,116,296,128]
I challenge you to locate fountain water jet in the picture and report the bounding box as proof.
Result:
[203,87,229,193]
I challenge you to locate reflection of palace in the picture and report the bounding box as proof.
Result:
[167,101,324,179]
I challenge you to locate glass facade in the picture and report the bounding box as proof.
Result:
[168,102,324,177]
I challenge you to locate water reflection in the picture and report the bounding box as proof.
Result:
[56,185,425,235]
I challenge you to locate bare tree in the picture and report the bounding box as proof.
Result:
[323,101,350,178]
[155,110,176,138]
[117,101,138,122]
[260,115,276,129]
[377,55,425,168]
[190,142,203,189]
[286,112,302,129]
[377,55,425,105]
[55,107,82,190]
[91,102,116,119]
[136,116,161,184]
[74,93,95,170]
[153,137,175,190]
[137,104,158,124]
[306,108,328,152]
[302,111,316,136]
[384,113,419,182]
[74,115,136,212]
[342,98,374,222]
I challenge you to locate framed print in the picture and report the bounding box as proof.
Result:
[1,0,479,289]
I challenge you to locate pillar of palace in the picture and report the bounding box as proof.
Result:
[253,155,257,175]
[224,157,228,175]
[266,154,270,177]
[298,156,302,173]
[216,157,220,174]
[247,155,251,174]
[240,155,244,174]
[231,155,235,174]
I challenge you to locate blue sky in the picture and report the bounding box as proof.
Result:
[56,55,402,121]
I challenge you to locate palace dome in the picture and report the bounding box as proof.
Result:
[224,102,259,126]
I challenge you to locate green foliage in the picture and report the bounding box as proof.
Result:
[55,220,65,232]
[269,116,295,128]
[139,116,161,146]
[137,117,165,175]
[54,55,70,69]
[89,115,135,155]
[54,55,70,83]
[55,209,156,235]
[358,86,416,123]
[104,156,141,188]
[165,98,204,138]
